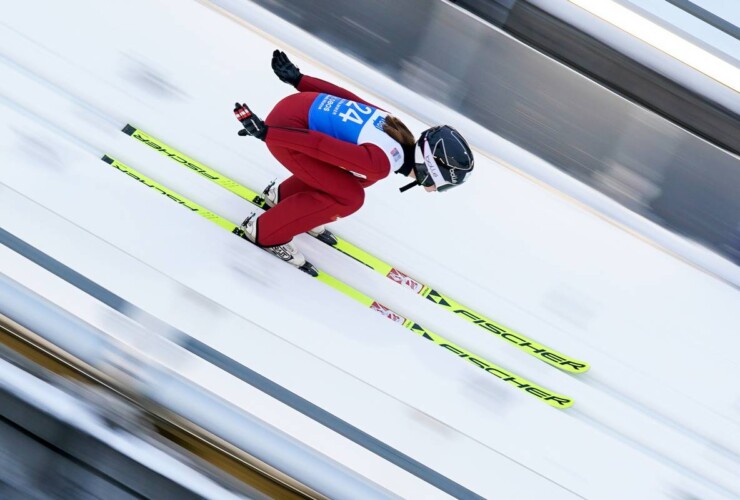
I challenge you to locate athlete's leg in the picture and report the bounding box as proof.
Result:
[255,92,369,246]
[275,175,312,201]
[265,96,317,205]
[255,146,364,246]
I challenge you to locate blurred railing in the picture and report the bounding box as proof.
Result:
[251,0,740,266]
[0,270,378,499]
[0,348,245,500]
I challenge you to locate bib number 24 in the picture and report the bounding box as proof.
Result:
[339,101,372,125]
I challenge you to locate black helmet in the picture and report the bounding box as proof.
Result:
[412,125,474,192]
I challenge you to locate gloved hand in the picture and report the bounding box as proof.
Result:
[271,49,302,87]
[234,103,268,141]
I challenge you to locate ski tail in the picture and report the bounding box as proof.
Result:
[121,125,268,208]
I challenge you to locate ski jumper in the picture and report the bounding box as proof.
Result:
[257,75,405,246]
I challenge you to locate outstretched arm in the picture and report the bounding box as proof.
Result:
[271,49,379,108]
[296,75,377,108]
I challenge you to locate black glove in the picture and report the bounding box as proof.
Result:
[271,49,302,87]
[234,103,268,141]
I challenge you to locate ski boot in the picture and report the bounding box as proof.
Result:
[237,213,318,276]
[258,180,339,246]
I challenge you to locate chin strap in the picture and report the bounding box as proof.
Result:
[399,180,419,193]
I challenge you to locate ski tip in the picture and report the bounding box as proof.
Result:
[101,154,114,164]
[122,124,136,136]
[548,396,574,409]
[559,361,590,374]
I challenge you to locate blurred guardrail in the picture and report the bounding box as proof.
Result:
[0,271,385,499]
[0,349,247,500]
[250,0,740,267]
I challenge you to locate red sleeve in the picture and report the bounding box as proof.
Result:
[297,75,381,109]
[266,127,391,182]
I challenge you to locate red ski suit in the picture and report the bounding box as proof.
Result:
[257,76,393,246]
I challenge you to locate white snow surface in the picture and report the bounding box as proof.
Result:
[0,0,739,498]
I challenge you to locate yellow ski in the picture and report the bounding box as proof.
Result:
[122,125,589,373]
[101,154,574,409]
